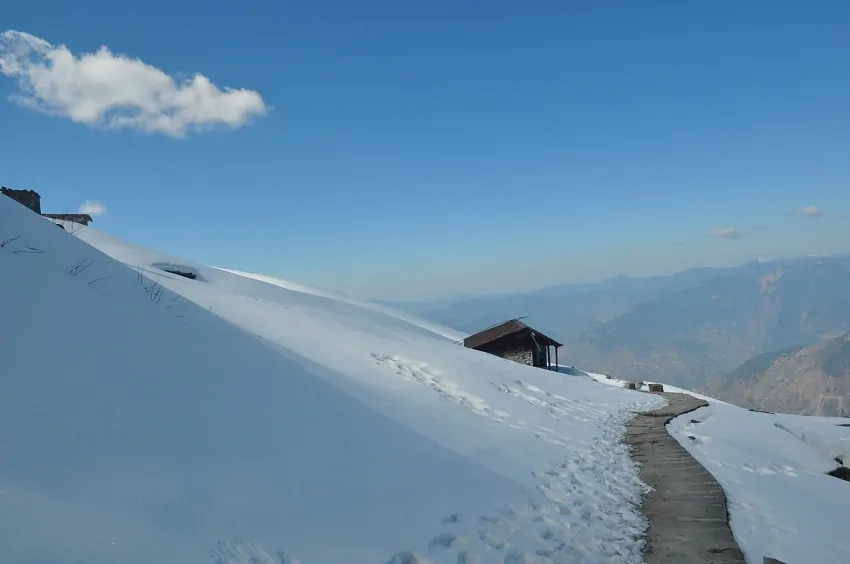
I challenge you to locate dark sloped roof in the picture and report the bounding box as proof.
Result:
[463,319,563,349]
[43,213,94,225]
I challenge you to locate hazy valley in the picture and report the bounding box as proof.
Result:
[395,255,850,416]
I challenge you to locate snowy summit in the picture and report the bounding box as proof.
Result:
[2,195,850,564]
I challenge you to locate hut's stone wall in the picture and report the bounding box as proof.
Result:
[1,188,41,214]
[504,349,534,366]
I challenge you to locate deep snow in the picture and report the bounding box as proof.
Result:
[1,197,663,564]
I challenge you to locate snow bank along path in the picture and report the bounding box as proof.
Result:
[579,365,850,564]
[1,196,665,564]
[625,393,745,563]
[668,404,850,564]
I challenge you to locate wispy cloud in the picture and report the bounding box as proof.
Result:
[0,30,269,137]
[709,227,742,239]
[793,205,822,218]
[79,200,107,216]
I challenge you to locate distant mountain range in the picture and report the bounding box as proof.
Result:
[382,264,748,343]
[706,333,850,416]
[388,255,850,414]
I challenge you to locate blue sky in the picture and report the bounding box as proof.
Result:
[1,0,848,300]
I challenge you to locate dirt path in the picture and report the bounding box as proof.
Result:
[625,392,747,563]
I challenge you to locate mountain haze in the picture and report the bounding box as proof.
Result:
[386,265,751,343]
[398,256,850,394]
[569,257,850,390]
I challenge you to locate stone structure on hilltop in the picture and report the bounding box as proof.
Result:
[1,187,95,226]
[463,318,563,370]
[1,187,41,214]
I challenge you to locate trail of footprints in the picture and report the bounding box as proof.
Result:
[370,353,656,564]
[370,353,609,447]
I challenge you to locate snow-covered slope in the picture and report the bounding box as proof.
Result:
[1,197,664,564]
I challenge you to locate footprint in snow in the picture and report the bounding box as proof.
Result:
[385,551,433,564]
[455,551,482,564]
[428,532,464,549]
[443,513,465,524]
[479,531,508,550]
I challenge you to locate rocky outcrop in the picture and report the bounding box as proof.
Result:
[827,466,850,482]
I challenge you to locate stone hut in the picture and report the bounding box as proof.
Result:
[463,318,563,370]
[1,187,41,213]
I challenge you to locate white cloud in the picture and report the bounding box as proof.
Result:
[0,30,268,137]
[793,205,822,218]
[709,227,742,239]
[79,200,107,216]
